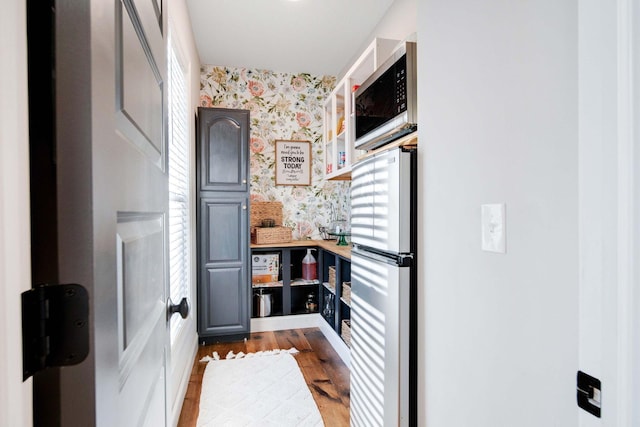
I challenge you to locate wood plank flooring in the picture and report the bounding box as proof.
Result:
[177,327,350,426]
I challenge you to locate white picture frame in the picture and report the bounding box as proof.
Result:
[275,140,311,186]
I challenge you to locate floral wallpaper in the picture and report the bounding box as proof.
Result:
[199,66,350,240]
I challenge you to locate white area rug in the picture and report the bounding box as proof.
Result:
[196,348,324,427]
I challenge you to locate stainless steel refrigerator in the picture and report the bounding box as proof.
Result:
[350,146,417,427]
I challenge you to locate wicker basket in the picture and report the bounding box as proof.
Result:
[341,319,351,348]
[251,201,284,227]
[341,282,351,305]
[328,266,336,291]
[250,201,292,244]
[251,226,292,244]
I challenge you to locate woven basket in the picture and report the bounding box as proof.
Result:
[328,266,336,291]
[251,226,292,244]
[341,282,351,305]
[251,201,284,227]
[341,319,351,348]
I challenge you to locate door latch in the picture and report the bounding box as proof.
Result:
[22,283,89,380]
[577,370,601,417]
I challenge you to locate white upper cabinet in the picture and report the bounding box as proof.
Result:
[324,37,400,180]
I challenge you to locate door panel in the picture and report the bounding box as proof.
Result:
[116,214,164,360]
[116,0,164,168]
[130,0,164,58]
[203,267,247,333]
[205,201,243,262]
[117,315,165,426]
[207,120,242,184]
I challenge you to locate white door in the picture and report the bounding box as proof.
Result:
[578,0,640,425]
[51,0,171,425]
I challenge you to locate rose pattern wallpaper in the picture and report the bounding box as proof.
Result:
[199,66,350,240]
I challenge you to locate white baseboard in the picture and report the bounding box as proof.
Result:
[250,314,350,368]
[250,313,320,332]
[316,317,351,368]
[170,336,198,427]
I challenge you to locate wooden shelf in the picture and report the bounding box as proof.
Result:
[252,281,283,288]
[251,240,351,260]
[291,279,320,286]
[323,282,335,294]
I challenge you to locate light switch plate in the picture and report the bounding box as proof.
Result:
[481,203,506,253]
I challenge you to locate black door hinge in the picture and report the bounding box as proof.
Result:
[22,283,89,380]
[577,370,601,418]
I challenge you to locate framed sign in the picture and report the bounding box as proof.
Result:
[275,140,311,186]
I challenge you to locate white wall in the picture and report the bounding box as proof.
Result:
[0,0,33,425]
[338,0,417,79]
[365,0,416,42]
[418,1,578,426]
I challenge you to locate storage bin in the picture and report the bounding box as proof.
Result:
[251,202,284,227]
[251,226,292,244]
[341,319,351,348]
[341,282,351,305]
[328,266,336,291]
[250,201,291,244]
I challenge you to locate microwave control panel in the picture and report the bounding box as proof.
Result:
[396,59,407,114]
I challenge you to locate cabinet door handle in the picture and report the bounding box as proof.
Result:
[242,205,247,210]
[242,179,247,184]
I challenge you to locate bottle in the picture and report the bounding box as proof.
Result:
[302,248,317,281]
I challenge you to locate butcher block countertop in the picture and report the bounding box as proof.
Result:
[250,240,352,260]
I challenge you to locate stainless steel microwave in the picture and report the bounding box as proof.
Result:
[353,41,417,151]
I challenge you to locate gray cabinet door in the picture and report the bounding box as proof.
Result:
[198,107,249,193]
[197,108,250,340]
[198,196,249,336]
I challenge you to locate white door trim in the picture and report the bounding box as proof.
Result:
[578,0,638,425]
[615,1,638,425]
[0,0,33,424]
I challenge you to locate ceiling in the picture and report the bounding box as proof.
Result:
[185,0,396,77]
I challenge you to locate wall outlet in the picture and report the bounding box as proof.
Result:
[481,203,506,253]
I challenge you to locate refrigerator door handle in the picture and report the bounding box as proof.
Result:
[352,245,413,267]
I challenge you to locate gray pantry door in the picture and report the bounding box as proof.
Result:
[50,0,171,425]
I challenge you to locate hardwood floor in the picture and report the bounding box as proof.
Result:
[177,327,350,426]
